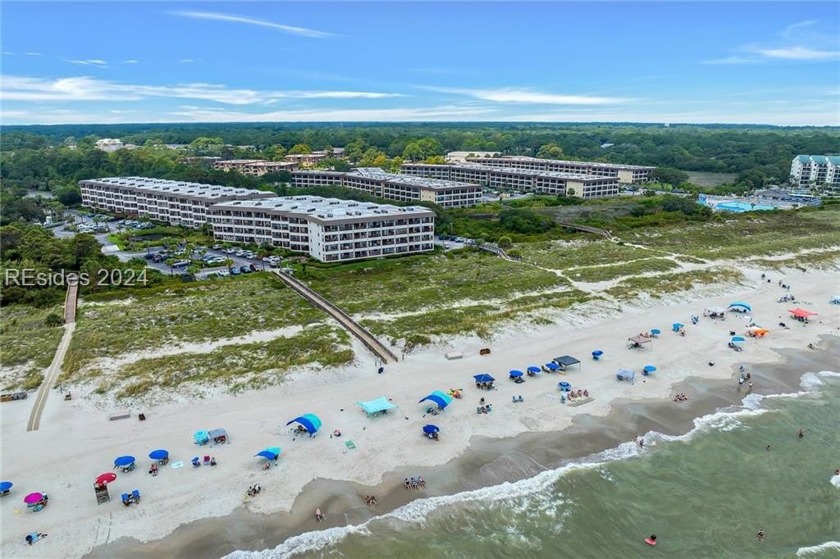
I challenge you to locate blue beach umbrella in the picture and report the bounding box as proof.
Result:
[644,365,657,373]
[731,336,746,344]
[591,350,603,359]
[544,362,560,371]
[672,323,684,332]
[423,424,440,434]
[286,414,323,435]
[509,370,524,378]
[114,455,136,468]
[527,366,542,374]
[558,381,571,391]
[194,430,210,445]
[419,391,453,410]
[148,449,169,461]
[650,329,661,336]
[255,447,281,461]
[0,481,12,492]
[473,374,495,383]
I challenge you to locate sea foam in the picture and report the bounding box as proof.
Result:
[796,541,840,556]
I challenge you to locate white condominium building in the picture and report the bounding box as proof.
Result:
[79,177,275,228]
[210,196,435,262]
[291,168,482,208]
[464,156,654,184]
[790,155,840,187]
[79,177,435,262]
[400,163,619,199]
[213,159,298,176]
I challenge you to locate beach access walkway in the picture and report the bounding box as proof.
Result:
[271,269,399,364]
[26,278,79,432]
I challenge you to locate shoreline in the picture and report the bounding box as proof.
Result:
[2,267,838,559]
[85,335,840,559]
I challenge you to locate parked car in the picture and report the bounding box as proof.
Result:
[171,260,191,268]
[212,244,223,250]
[217,269,229,277]
[143,253,156,260]
[240,265,251,274]
[229,267,241,276]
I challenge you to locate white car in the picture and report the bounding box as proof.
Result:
[217,270,230,277]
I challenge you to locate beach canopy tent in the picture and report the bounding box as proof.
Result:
[527,366,542,374]
[419,390,453,410]
[509,370,524,378]
[628,336,652,347]
[672,323,685,332]
[114,455,135,468]
[148,449,169,461]
[0,481,13,494]
[789,308,818,319]
[208,429,228,444]
[357,396,397,417]
[95,472,116,486]
[705,306,726,314]
[423,424,440,435]
[616,368,635,382]
[473,374,495,383]
[194,430,210,445]
[553,355,581,370]
[728,301,752,313]
[831,295,840,305]
[286,414,322,435]
[255,447,281,461]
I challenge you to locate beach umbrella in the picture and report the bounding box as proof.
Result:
[255,447,281,461]
[728,301,752,313]
[789,308,817,318]
[148,449,169,461]
[114,455,136,468]
[473,373,495,383]
[558,381,571,391]
[23,492,43,505]
[731,336,746,344]
[0,481,12,492]
[544,362,560,371]
[650,328,661,336]
[419,391,453,409]
[509,370,523,378]
[95,472,117,486]
[423,424,440,434]
[644,365,657,373]
[193,430,210,445]
[672,323,684,331]
[527,366,541,374]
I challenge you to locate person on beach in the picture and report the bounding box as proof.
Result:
[404,478,410,489]
[757,530,765,541]
[798,428,805,438]
[315,508,325,521]
[636,436,644,448]
[417,476,425,488]
[748,381,754,390]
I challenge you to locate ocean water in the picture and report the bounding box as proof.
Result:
[230,371,840,559]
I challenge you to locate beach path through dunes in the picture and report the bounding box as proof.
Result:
[26,280,79,432]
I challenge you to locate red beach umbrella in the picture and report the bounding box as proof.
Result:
[95,472,117,486]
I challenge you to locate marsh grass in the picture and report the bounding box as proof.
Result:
[0,305,65,390]
[109,325,353,398]
[62,274,325,377]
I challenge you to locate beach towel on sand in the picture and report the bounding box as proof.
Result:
[345,441,356,450]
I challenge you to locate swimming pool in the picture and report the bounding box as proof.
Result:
[713,201,777,212]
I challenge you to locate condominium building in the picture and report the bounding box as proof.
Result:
[210,196,435,262]
[79,177,275,228]
[400,163,619,199]
[95,138,124,152]
[213,159,298,176]
[464,156,654,184]
[291,168,483,208]
[790,155,840,187]
[79,177,435,262]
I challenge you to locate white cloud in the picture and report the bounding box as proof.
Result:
[123,60,139,64]
[2,51,13,55]
[704,20,840,64]
[65,59,108,68]
[421,86,630,105]
[171,11,335,39]
[0,75,405,105]
[24,52,42,56]
[179,59,196,64]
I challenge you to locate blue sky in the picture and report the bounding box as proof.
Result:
[1,1,838,125]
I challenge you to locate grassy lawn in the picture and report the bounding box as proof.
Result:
[0,305,65,390]
[605,267,746,301]
[303,251,570,314]
[566,257,681,283]
[516,240,654,270]
[62,273,326,378]
[622,208,840,260]
[101,325,353,399]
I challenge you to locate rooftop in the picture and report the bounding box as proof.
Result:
[211,195,435,221]
[466,155,654,170]
[82,177,273,199]
[294,168,478,190]
[405,162,599,181]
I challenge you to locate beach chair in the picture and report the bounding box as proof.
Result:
[203,455,211,465]
[131,489,141,503]
[121,493,132,506]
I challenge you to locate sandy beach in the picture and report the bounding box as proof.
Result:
[1,266,838,558]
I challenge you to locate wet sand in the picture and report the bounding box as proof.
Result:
[84,335,840,559]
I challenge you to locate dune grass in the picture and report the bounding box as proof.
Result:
[63,273,325,378]
[0,305,65,390]
[605,267,746,301]
[566,257,681,283]
[99,325,353,399]
[516,240,653,270]
[304,251,570,314]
